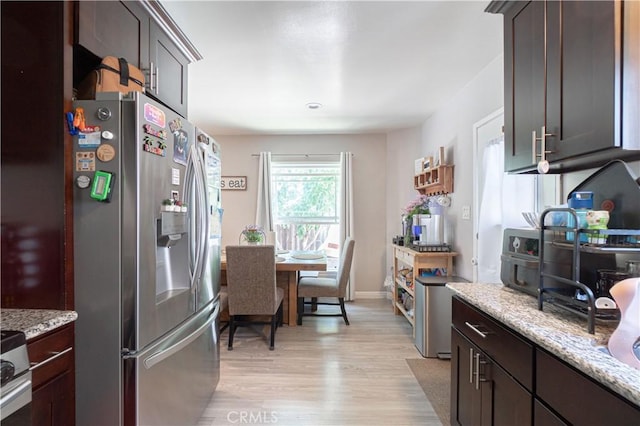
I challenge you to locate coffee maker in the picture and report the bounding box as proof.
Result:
[413,213,444,245]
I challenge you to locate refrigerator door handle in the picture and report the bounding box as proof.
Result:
[186,144,205,289]
[185,146,197,284]
[143,302,219,370]
[190,147,207,292]
[196,148,210,285]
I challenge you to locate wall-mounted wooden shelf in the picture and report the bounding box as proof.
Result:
[413,164,454,196]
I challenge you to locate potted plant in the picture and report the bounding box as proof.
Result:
[240,225,265,245]
[162,199,174,212]
[402,194,430,244]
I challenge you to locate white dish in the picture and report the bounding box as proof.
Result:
[290,253,324,260]
[275,256,286,262]
[277,250,289,255]
[595,297,617,309]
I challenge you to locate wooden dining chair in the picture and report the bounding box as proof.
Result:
[297,238,355,325]
[225,245,284,350]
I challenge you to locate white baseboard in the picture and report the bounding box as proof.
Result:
[353,291,388,299]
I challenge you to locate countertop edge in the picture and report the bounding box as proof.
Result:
[1,309,78,340]
[446,282,640,408]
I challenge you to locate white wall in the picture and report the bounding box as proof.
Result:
[415,54,504,280]
[210,133,389,298]
[385,126,423,278]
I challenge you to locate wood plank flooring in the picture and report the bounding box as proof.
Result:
[198,299,442,425]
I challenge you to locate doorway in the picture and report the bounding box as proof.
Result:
[472,109,535,282]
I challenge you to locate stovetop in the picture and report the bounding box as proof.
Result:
[0,330,29,386]
[1,331,26,355]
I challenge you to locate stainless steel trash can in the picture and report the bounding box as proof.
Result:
[414,275,468,358]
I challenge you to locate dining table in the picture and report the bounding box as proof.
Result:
[220,249,327,326]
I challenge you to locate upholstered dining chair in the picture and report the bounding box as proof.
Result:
[225,245,284,350]
[297,237,355,325]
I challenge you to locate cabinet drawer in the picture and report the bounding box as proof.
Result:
[536,348,640,425]
[27,324,74,389]
[452,297,533,390]
[396,249,414,266]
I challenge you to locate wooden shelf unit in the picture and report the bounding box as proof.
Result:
[392,244,457,332]
[413,164,454,196]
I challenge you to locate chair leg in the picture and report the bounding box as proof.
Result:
[339,297,350,325]
[297,297,304,325]
[269,312,277,350]
[228,316,235,350]
[278,303,284,327]
[311,297,318,312]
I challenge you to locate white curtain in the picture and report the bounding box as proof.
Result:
[255,152,273,231]
[477,138,505,282]
[340,152,355,300]
[477,138,534,282]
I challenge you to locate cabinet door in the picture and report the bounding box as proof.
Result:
[148,23,189,117]
[489,357,533,426]
[76,0,149,69]
[452,329,532,426]
[546,1,617,161]
[28,324,75,426]
[534,399,567,426]
[504,0,546,172]
[31,370,75,426]
[451,329,483,426]
[536,348,640,425]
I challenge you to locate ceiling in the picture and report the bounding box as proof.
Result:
[160,1,503,135]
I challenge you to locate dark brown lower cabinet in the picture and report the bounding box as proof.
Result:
[534,399,565,426]
[451,328,532,425]
[27,324,75,426]
[536,349,640,425]
[452,297,640,425]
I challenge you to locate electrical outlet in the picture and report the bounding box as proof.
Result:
[462,205,471,220]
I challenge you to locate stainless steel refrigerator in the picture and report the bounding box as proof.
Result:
[72,92,221,426]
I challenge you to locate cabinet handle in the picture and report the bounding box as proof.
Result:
[531,130,538,164]
[469,347,474,384]
[146,62,158,92]
[155,65,160,95]
[474,352,481,390]
[29,346,73,371]
[532,126,555,170]
[465,321,489,338]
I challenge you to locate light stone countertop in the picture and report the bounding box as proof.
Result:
[446,282,640,407]
[1,309,78,340]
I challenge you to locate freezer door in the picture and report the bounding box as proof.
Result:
[124,301,220,426]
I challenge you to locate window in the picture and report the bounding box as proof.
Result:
[271,161,340,268]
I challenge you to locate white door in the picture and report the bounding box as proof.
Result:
[472,109,535,283]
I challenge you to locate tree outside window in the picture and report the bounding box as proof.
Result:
[271,162,340,269]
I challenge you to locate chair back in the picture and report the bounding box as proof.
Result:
[225,245,277,316]
[336,238,355,296]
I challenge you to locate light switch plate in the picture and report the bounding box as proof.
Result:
[462,205,471,220]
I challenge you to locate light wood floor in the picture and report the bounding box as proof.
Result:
[198,298,442,426]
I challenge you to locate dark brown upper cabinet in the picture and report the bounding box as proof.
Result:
[75,1,199,118]
[76,0,149,70]
[487,0,640,173]
[148,22,189,118]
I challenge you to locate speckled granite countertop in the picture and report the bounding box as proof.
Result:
[446,282,640,407]
[1,309,77,340]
